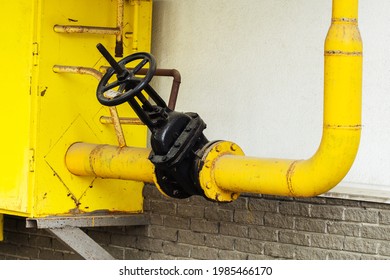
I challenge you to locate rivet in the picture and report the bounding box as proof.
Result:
[230,143,237,151]
[206,182,212,189]
[204,161,211,168]
[215,145,221,152]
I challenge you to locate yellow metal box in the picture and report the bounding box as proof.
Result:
[0,0,152,217]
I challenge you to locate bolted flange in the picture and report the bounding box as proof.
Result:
[197,141,244,202]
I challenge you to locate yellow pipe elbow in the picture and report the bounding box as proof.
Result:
[65,0,362,202]
[203,0,362,199]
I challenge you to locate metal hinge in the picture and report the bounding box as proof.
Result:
[32,42,39,66]
[29,149,35,172]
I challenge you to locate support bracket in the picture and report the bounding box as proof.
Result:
[26,214,149,260]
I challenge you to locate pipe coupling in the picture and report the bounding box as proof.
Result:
[196,141,244,202]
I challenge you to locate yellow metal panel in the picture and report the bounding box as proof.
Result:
[0,0,152,217]
[0,1,36,216]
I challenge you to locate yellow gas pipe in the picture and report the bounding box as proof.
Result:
[65,0,362,202]
[200,0,362,200]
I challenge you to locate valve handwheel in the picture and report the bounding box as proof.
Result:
[96,43,157,106]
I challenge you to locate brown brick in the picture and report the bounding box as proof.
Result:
[296,218,327,233]
[191,219,219,234]
[5,232,29,245]
[135,237,163,253]
[86,230,111,245]
[234,238,264,254]
[150,200,177,215]
[344,237,379,254]
[361,225,390,241]
[279,231,310,246]
[162,241,191,258]
[110,234,137,247]
[327,251,361,260]
[149,214,164,226]
[248,198,279,212]
[378,241,390,257]
[295,247,327,260]
[143,184,165,199]
[151,252,177,260]
[247,253,274,260]
[234,210,264,225]
[149,225,177,242]
[29,235,52,248]
[248,226,278,242]
[63,252,83,260]
[362,202,390,210]
[178,230,205,246]
[220,222,248,238]
[264,213,294,229]
[280,202,310,217]
[327,221,361,237]
[125,225,149,237]
[218,250,247,260]
[379,210,390,225]
[205,207,233,222]
[264,242,295,259]
[345,208,378,223]
[310,233,344,250]
[39,249,64,260]
[102,245,124,259]
[124,248,151,260]
[164,216,190,230]
[218,197,248,210]
[191,247,219,260]
[204,234,234,250]
[361,254,390,260]
[177,204,204,218]
[311,205,345,220]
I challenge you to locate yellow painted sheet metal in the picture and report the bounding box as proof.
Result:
[0,0,152,217]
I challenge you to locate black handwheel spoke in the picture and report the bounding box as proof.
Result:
[131,58,149,75]
[96,44,157,107]
[102,79,125,92]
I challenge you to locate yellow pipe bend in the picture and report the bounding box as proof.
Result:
[65,0,362,201]
[208,0,362,198]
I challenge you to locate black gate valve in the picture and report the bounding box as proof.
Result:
[96,44,209,199]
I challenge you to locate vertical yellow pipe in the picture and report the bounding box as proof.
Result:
[0,214,3,241]
[206,0,362,198]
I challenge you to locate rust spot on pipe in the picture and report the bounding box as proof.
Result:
[325,50,362,56]
[332,17,358,23]
[286,160,301,196]
[325,124,362,130]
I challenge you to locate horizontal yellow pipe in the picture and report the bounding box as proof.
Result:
[66,143,154,183]
[211,0,362,197]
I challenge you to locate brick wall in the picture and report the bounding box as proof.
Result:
[1,184,390,260]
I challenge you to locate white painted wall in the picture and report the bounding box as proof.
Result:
[150,0,390,193]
